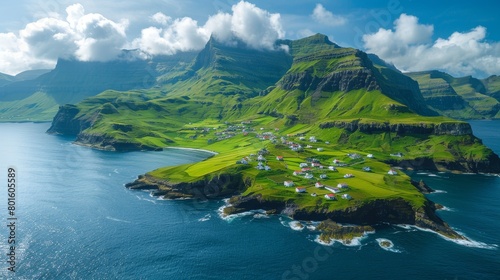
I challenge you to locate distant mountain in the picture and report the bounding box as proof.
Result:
[0,52,196,121]
[0,73,15,87]
[406,71,500,119]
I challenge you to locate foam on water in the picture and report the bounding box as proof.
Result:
[198,214,211,222]
[409,226,498,250]
[432,190,448,194]
[289,221,305,231]
[376,238,401,253]
[106,216,131,223]
[437,206,455,212]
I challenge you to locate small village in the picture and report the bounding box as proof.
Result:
[218,121,403,203]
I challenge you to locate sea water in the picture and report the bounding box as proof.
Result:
[0,122,499,279]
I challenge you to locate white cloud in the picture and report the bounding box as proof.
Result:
[132,1,285,55]
[151,12,171,25]
[0,3,128,75]
[363,14,500,77]
[311,4,346,26]
[0,1,285,75]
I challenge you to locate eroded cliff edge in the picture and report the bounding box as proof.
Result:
[125,170,465,241]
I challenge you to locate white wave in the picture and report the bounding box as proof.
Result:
[135,194,157,204]
[314,235,334,246]
[376,238,401,253]
[410,226,498,250]
[440,231,498,250]
[416,172,429,175]
[313,230,374,247]
[437,206,455,212]
[158,196,192,201]
[289,221,305,231]
[280,217,290,227]
[307,225,317,231]
[395,224,412,230]
[432,190,448,194]
[106,216,131,223]
[427,174,438,177]
[253,213,269,219]
[218,203,266,222]
[198,214,211,222]
[113,169,119,174]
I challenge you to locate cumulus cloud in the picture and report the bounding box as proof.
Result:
[132,1,285,55]
[151,12,171,25]
[311,4,346,26]
[0,1,284,75]
[0,3,128,75]
[363,14,500,77]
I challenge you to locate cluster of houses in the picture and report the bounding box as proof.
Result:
[284,180,352,201]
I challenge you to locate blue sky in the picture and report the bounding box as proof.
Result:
[1,0,499,77]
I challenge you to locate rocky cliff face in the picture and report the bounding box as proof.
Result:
[224,194,465,240]
[125,172,250,200]
[46,104,91,135]
[319,120,473,136]
[279,68,380,93]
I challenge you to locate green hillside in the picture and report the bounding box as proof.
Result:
[43,34,500,237]
[406,71,500,119]
[0,52,197,122]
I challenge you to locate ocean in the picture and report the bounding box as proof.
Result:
[0,121,498,279]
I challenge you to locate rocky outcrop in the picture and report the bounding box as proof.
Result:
[225,195,466,240]
[125,172,250,200]
[411,179,435,194]
[316,220,374,244]
[319,120,473,136]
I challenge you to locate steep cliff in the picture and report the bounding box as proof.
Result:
[319,119,473,136]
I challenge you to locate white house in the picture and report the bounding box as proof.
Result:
[320,174,327,179]
[325,187,341,193]
[337,183,348,189]
[315,182,324,188]
[344,174,354,178]
[333,159,341,165]
[293,170,304,176]
[317,147,324,152]
[295,187,306,193]
[311,193,317,197]
[299,136,305,141]
[362,166,372,172]
[309,136,317,143]
[328,166,337,171]
[306,145,313,149]
[299,163,309,168]
[304,173,314,179]
[388,169,398,175]
[264,166,271,171]
[284,181,294,187]
[257,155,266,161]
[367,154,374,158]
[276,156,284,161]
[324,193,336,200]
[342,194,352,200]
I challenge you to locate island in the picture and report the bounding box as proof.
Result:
[47,34,500,243]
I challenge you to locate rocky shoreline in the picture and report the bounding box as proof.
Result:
[126,172,467,242]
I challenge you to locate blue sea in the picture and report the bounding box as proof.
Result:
[0,121,499,279]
